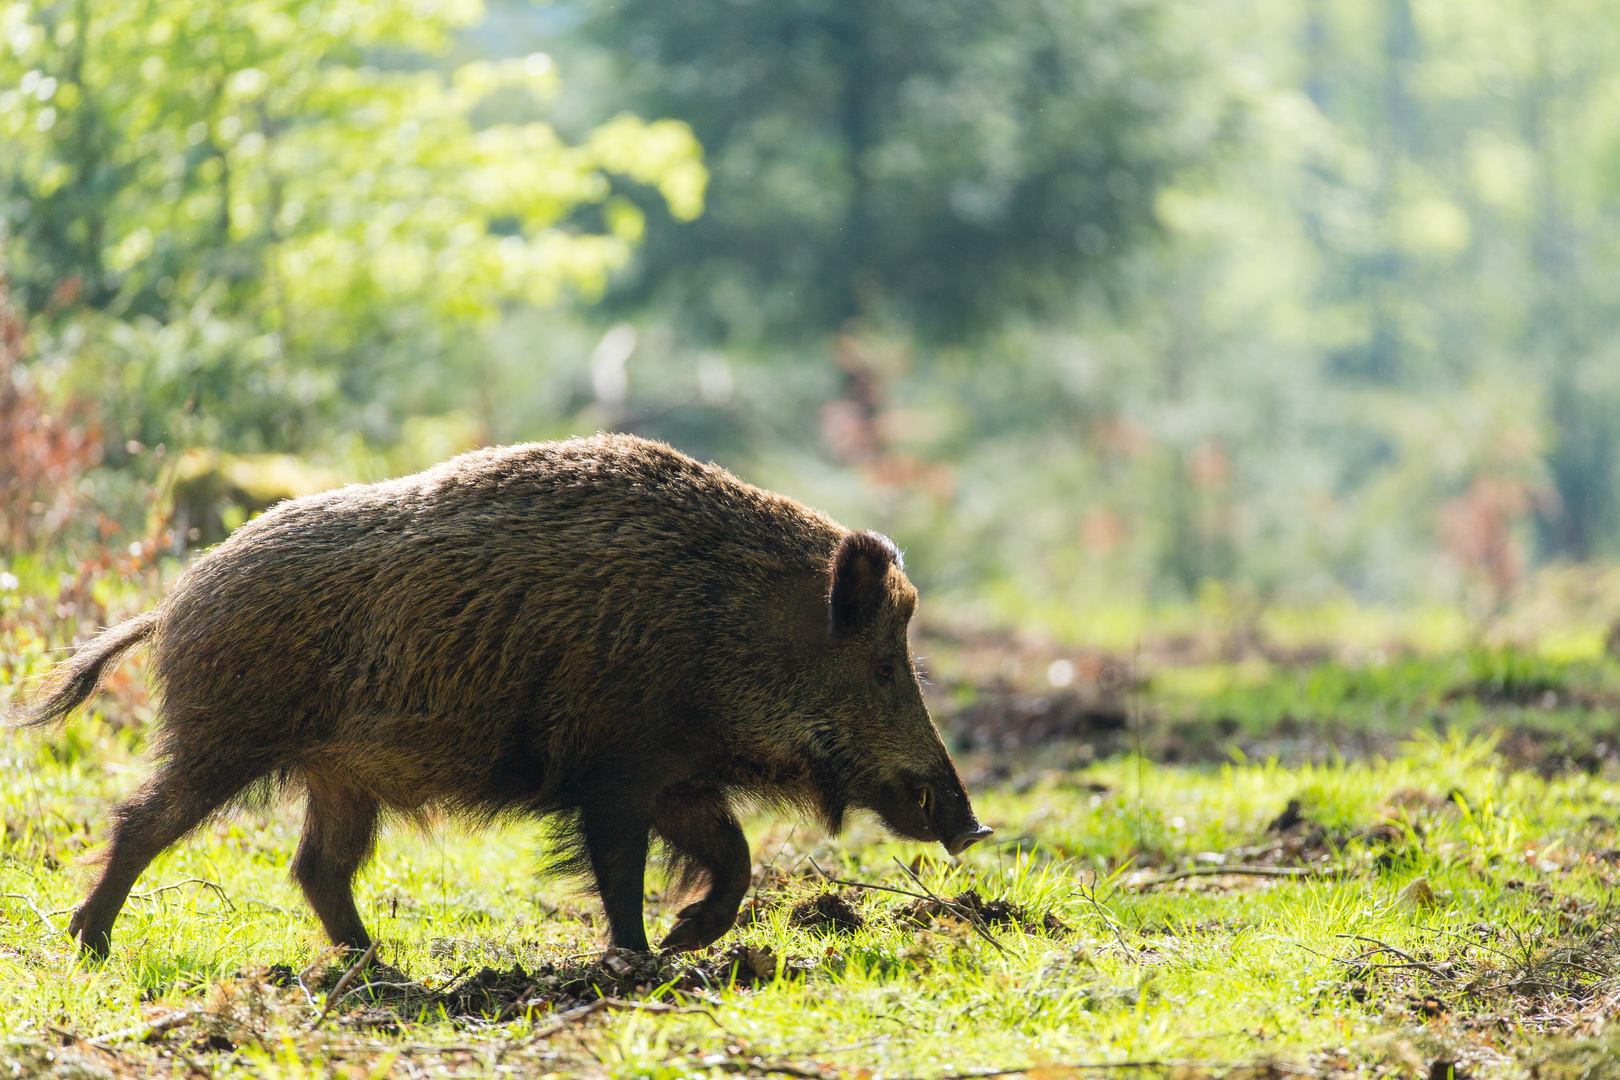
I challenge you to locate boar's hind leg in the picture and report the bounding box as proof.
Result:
[654,790,750,953]
[69,764,247,958]
[290,780,380,951]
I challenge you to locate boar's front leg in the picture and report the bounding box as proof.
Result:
[290,777,380,951]
[580,793,655,952]
[653,787,750,953]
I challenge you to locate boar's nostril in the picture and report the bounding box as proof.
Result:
[945,824,993,856]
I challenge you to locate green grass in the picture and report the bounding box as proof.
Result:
[5,715,1620,1079]
[1135,647,1620,769]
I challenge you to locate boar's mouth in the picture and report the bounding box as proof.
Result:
[945,822,994,856]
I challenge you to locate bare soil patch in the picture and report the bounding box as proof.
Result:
[260,942,792,1030]
[788,892,864,934]
[895,888,1068,935]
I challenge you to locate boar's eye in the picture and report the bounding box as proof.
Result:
[876,663,895,682]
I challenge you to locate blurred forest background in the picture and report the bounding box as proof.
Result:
[5,0,1620,653]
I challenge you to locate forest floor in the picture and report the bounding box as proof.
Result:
[5,566,1620,1078]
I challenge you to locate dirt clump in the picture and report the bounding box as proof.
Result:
[1228,801,1419,869]
[1380,788,1465,815]
[1266,798,1307,832]
[790,892,864,934]
[261,963,297,987]
[897,889,1067,935]
[733,895,778,927]
[438,944,786,1016]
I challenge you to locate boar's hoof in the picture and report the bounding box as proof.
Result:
[67,908,111,961]
[659,901,738,953]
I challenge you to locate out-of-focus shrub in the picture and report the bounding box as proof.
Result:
[0,257,101,554]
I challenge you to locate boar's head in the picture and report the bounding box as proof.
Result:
[808,531,991,857]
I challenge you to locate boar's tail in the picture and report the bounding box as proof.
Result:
[10,609,159,727]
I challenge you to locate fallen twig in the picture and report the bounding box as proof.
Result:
[893,857,1011,958]
[1133,866,1338,891]
[310,941,379,1028]
[1288,941,1346,966]
[1335,933,1420,964]
[1333,933,1453,979]
[910,1059,1325,1080]
[805,857,933,903]
[326,980,424,1010]
[710,1056,831,1078]
[1289,939,1448,980]
[1076,880,1136,961]
[1,893,60,934]
[89,1008,199,1048]
[523,996,700,1044]
[129,876,235,911]
[493,984,540,1023]
[1543,957,1608,979]
[804,856,1011,956]
[433,964,477,997]
[1338,958,1453,977]
[296,944,346,987]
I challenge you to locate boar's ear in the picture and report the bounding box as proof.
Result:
[829,531,902,635]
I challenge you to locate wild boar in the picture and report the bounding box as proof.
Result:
[15,433,990,958]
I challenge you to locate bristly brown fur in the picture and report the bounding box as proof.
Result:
[20,434,985,958]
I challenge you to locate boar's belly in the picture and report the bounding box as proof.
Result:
[299,716,539,812]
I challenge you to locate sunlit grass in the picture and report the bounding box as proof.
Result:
[4,715,1618,1077]
[968,564,1620,663]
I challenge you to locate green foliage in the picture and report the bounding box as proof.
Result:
[1144,645,1620,768]
[1127,0,1620,578]
[0,0,704,455]
[807,0,1620,606]
[489,0,1620,611]
[571,0,1211,343]
[8,0,1620,611]
[1462,647,1567,704]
